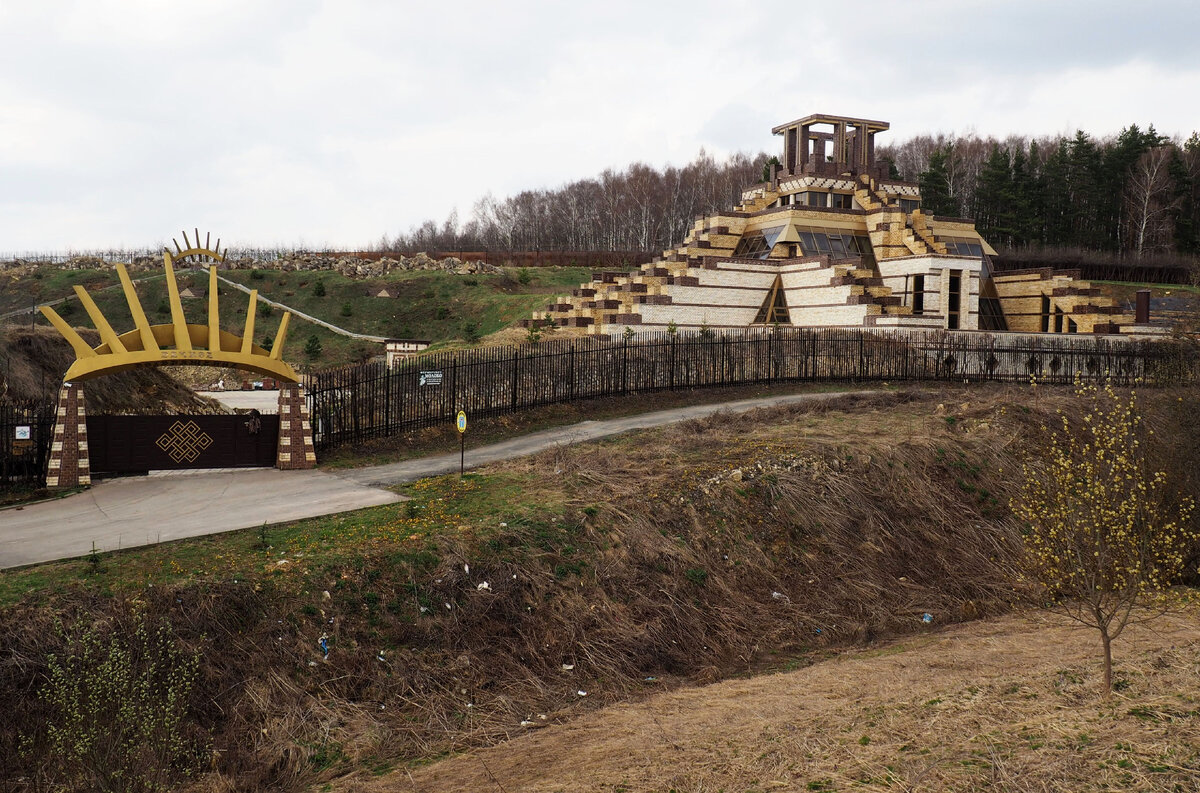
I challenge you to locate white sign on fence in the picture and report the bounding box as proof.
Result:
[419,370,444,387]
[14,426,31,440]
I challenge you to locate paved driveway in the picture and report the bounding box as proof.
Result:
[0,468,402,569]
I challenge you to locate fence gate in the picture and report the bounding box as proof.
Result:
[1,402,56,489]
[87,414,280,475]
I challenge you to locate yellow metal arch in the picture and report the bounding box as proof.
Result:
[40,238,300,383]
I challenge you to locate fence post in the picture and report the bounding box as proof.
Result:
[511,348,520,411]
[622,335,629,395]
[766,330,773,385]
[670,335,676,390]
[569,342,576,400]
[451,355,458,415]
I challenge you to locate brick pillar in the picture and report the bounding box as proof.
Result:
[276,383,316,470]
[46,382,90,488]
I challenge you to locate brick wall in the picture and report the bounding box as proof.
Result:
[276,384,316,469]
[46,383,90,488]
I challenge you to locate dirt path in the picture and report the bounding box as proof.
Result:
[350,609,1200,792]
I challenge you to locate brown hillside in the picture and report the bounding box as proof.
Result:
[0,325,225,413]
[384,608,1200,792]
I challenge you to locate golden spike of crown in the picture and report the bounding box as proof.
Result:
[39,232,298,383]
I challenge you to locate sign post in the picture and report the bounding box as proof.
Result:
[455,410,467,478]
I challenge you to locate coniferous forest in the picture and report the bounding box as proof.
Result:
[386,126,1200,269]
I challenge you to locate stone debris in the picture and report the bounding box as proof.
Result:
[1,252,502,279]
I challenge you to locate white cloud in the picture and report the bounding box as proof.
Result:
[1,0,1198,251]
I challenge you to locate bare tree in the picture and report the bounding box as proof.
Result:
[1124,146,1181,258]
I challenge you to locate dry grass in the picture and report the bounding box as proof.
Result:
[3,385,1198,792]
[383,607,1200,792]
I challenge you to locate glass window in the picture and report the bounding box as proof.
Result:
[798,231,817,256]
[761,225,787,248]
[828,235,848,256]
[733,231,768,257]
[814,234,831,254]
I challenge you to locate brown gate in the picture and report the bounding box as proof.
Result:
[87,414,279,475]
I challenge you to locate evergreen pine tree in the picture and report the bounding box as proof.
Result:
[1009,146,1036,247]
[1040,140,1073,247]
[975,146,1014,246]
[1171,133,1200,250]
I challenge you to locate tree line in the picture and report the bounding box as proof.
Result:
[384,124,1200,262]
[382,151,767,255]
[885,126,1200,259]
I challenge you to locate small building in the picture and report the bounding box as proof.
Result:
[385,338,431,367]
[530,113,1159,338]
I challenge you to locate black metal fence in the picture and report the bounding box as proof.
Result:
[0,401,56,490]
[307,328,1198,451]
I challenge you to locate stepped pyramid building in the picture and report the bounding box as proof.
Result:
[530,113,1149,337]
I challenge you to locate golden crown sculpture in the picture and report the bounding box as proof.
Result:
[40,229,300,383]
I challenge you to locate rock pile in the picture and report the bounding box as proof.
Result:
[1,252,502,279]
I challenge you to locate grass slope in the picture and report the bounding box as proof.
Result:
[394,608,1200,792]
[1,265,595,370]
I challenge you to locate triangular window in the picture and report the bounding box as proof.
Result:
[753,275,791,324]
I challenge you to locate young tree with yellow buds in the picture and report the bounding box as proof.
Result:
[1014,383,1197,693]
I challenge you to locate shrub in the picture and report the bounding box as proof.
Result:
[517,267,532,285]
[304,335,323,358]
[313,280,326,297]
[340,301,352,317]
[461,320,482,344]
[29,617,202,793]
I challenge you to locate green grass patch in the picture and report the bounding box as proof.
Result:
[9,265,597,369]
[0,471,568,608]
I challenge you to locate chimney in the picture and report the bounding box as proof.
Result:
[1134,289,1151,324]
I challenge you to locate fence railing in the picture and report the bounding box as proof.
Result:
[306,328,1198,451]
[0,402,56,490]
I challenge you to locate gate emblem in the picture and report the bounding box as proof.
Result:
[156,420,214,463]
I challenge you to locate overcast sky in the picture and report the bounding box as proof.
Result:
[2,0,1198,253]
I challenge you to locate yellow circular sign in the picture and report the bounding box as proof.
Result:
[456,410,467,433]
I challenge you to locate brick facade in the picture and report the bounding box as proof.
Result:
[46,383,90,488]
[276,383,316,470]
[527,112,1155,339]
